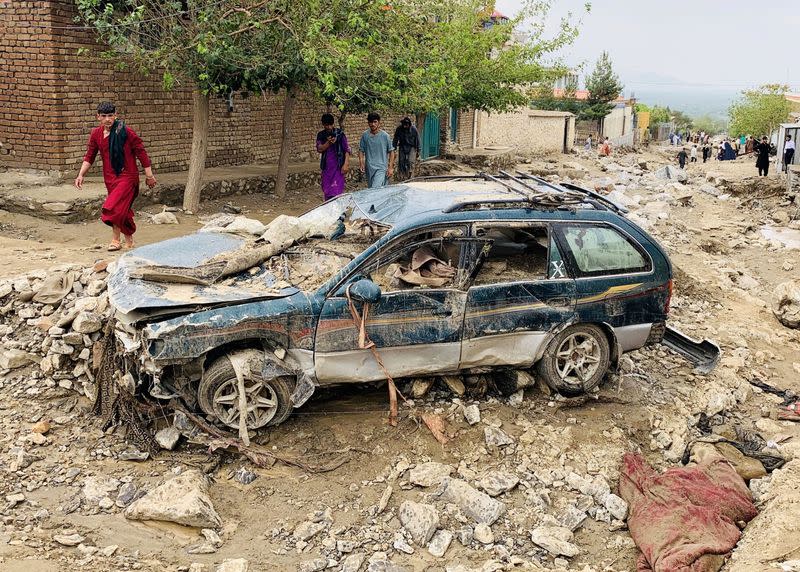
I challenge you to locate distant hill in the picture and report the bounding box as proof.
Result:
[625,82,739,120]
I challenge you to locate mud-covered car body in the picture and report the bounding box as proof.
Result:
[109,174,687,428]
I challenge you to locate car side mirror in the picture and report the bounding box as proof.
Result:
[347,279,382,304]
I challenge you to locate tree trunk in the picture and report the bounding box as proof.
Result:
[275,89,296,198]
[338,111,347,130]
[183,89,210,213]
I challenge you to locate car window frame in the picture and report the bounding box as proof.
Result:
[467,221,573,284]
[325,223,476,298]
[552,221,653,279]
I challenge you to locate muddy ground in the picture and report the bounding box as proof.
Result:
[1,146,800,572]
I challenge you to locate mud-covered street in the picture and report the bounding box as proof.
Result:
[1,146,800,572]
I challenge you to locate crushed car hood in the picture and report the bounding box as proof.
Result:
[108,232,298,319]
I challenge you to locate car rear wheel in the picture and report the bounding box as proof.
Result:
[536,324,610,396]
[198,354,294,430]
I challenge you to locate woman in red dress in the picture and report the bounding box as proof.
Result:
[74,102,157,251]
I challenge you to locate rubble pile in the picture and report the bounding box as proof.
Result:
[0,261,112,398]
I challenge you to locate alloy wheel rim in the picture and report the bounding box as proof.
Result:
[212,377,278,429]
[555,333,602,386]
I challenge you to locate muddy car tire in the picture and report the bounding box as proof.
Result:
[536,324,610,396]
[198,355,294,430]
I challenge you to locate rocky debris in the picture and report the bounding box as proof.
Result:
[478,471,519,497]
[155,426,181,450]
[483,426,514,447]
[463,404,481,425]
[53,532,85,546]
[427,529,453,557]
[0,348,39,370]
[233,467,258,485]
[293,509,333,541]
[342,553,366,572]
[411,378,435,398]
[223,216,267,236]
[125,470,222,528]
[398,501,439,545]
[435,478,506,525]
[530,525,580,557]
[473,523,493,544]
[773,280,800,328]
[217,559,249,572]
[151,210,179,224]
[298,558,328,572]
[409,462,452,487]
[654,165,687,182]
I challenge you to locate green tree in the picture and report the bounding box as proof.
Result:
[75,0,307,209]
[729,83,791,138]
[648,105,672,125]
[581,51,623,121]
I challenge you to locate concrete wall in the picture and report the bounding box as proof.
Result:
[0,1,408,174]
[476,108,574,155]
[602,104,633,140]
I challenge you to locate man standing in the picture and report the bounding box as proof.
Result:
[392,117,420,181]
[316,113,351,201]
[677,147,688,169]
[690,144,698,163]
[784,134,795,173]
[756,136,771,176]
[359,112,395,188]
[74,102,156,251]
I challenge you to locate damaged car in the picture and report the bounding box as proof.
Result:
[108,172,719,431]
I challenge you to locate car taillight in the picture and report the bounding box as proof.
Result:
[664,279,673,314]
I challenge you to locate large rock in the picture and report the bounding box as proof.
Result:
[773,280,800,328]
[427,529,453,557]
[478,471,519,497]
[409,462,452,487]
[654,165,687,183]
[224,216,266,236]
[530,525,580,557]
[217,559,249,572]
[0,349,39,370]
[484,426,514,447]
[398,501,439,545]
[435,478,506,525]
[72,311,103,334]
[124,470,222,528]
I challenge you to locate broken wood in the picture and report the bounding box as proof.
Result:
[420,412,449,445]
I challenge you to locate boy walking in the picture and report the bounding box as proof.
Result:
[690,144,698,163]
[677,147,688,169]
[359,112,395,188]
[74,102,156,251]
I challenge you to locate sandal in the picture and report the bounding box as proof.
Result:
[107,240,121,252]
[123,236,136,249]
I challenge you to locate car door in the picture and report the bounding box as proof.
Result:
[460,222,577,369]
[552,222,657,351]
[314,227,474,384]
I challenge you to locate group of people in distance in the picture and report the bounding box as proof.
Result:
[674,133,795,177]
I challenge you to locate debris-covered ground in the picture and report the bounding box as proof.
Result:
[1,146,800,572]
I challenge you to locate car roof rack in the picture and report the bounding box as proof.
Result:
[512,171,628,214]
[409,172,616,214]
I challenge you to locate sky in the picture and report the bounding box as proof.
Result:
[495,0,800,115]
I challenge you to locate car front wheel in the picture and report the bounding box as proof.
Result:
[198,353,294,430]
[536,324,610,396]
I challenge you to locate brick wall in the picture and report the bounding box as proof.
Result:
[0,1,61,171]
[0,0,412,175]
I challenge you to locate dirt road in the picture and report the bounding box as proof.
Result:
[1,147,799,572]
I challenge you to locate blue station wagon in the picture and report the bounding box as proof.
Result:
[109,173,717,431]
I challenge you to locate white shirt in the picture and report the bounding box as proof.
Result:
[786,140,796,151]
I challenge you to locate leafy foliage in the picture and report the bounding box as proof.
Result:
[729,84,792,138]
[303,0,583,116]
[74,0,308,97]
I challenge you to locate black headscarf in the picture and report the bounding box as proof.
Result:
[108,119,128,175]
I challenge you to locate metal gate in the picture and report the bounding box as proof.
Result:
[449,108,458,143]
[421,113,440,159]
